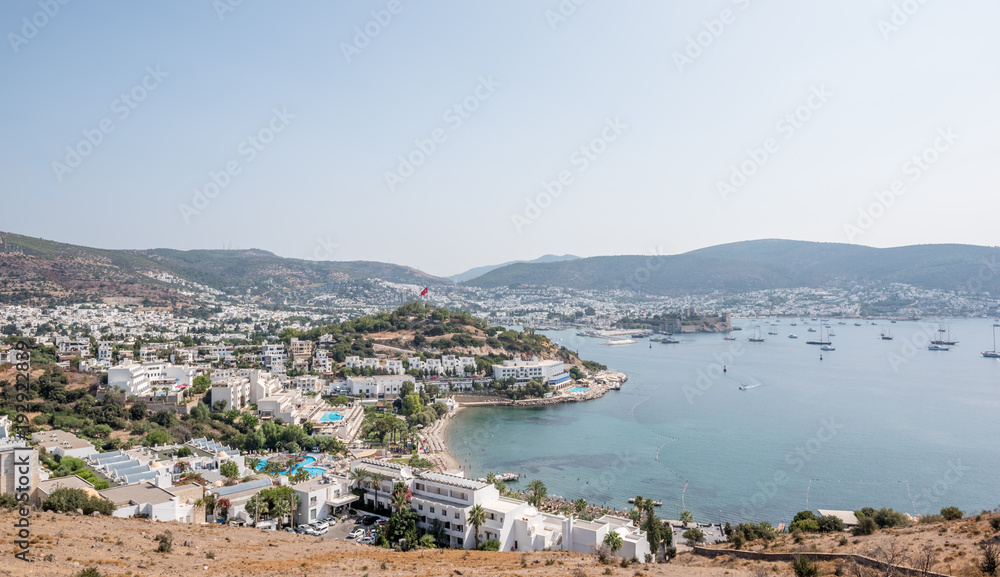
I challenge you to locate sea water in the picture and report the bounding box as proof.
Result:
[446,318,1000,525]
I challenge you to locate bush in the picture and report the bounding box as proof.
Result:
[155,530,173,553]
[817,515,845,533]
[76,569,103,577]
[665,545,677,560]
[0,493,19,510]
[477,539,500,551]
[731,534,745,549]
[793,555,819,577]
[981,544,999,576]
[920,514,945,523]
[683,528,705,544]
[991,517,1000,532]
[940,506,963,520]
[852,516,878,536]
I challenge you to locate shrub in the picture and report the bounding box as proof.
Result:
[940,506,963,520]
[793,555,819,577]
[991,517,1000,532]
[619,558,630,568]
[76,569,103,577]
[682,528,705,544]
[852,516,877,536]
[981,544,999,576]
[731,534,745,549]
[838,536,848,546]
[920,514,945,524]
[0,493,19,510]
[155,530,173,553]
[477,539,500,551]
[817,515,845,533]
[665,546,677,560]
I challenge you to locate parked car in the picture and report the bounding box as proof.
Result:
[349,528,365,539]
[362,516,378,526]
[312,520,330,531]
[296,524,317,535]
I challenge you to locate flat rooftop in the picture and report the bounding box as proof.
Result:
[99,483,177,506]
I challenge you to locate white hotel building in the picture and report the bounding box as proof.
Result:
[492,356,570,386]
[106,362,196,397]
[350,459,649,558]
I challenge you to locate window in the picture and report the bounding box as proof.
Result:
[310,510,316,520]
[417,504,423,511]
[310,496,317,505]
[430,507,435,514]
[454,524,463,533]
[454,512,459,519]
[441,508,447,517]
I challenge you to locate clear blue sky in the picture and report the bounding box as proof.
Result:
[2,1,998,278]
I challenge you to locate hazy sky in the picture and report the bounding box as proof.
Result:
[2,1,998,278]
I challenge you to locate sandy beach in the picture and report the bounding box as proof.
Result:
[421,403,464,472]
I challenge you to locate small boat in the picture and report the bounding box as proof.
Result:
[627,498,635,504]
[790,322,797,326]
[982,325,1000,358]
[747,326,765,342]
[807,328,817,333]
[928,345,950,351]
[661,338,680,344]
[820,345,835,351]
[881,327,893,340]
[931,326,958,346]
[854,322,862,326]
[739,383,760,390]
[723,336,736,341]
[788,334,798,339]
[652,500,662,507]
[768,324,779,336]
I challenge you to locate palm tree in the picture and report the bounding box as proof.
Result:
[350,468,370,491]
[246,494,269,524]
[270,496,291,528]
[368,472,387,512]
[486,472,497,485]
[680,509,694,525]
[526,479,547,508]
[246,456,261,472]
[469,504,487,549]
[575,498,588,516]
[603,530,623,557]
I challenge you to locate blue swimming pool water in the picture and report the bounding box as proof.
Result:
[256,455,323,477]
[318,412,344,422]
[568,386,589,393]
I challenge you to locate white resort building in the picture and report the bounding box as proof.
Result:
[349,459,650,559]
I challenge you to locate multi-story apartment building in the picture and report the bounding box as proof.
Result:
[492,356,570,386]
[107,362,196,397]
[346,375,414,399]
[348,459,649,558]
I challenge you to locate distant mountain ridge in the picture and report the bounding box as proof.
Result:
[0,231,447,306]
[462,239,1000,296]
[448,254,580,283]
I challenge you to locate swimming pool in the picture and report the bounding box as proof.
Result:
[318,412,344,422]
[568,386,589,393]
[256,455,324,477]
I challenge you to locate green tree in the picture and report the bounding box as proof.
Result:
[145,429,172,446]
[940,506,964,520]
[220,460,239,481]
[191,374,211,394]
[792,555,819,577]
[603,530,623,557]
[368,471,387,511]
[469,504,487,549]
[680,510,694,524]
[527,479,547,507]
[682,528,705,544]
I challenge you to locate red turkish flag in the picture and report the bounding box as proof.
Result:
[420,287,429,296]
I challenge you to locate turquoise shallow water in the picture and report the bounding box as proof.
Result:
[446,319,1000,525]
